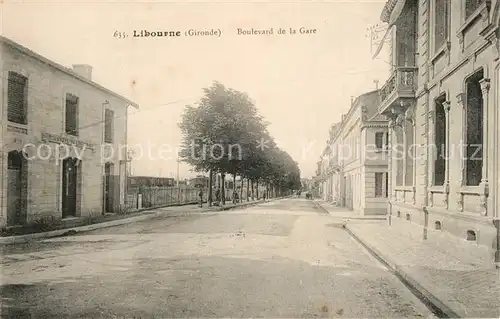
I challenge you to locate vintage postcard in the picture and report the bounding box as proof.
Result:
[1,0,499,318]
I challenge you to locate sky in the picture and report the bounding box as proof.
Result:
[2,0,390,179]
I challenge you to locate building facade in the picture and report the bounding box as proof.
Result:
[375,0,499,257]
[189,175,209,188]
[0,36,138,227]
[317,90,389,215]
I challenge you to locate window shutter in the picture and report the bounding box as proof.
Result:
[7,72,28,125]
[105,109,114,143]
[65,94,79,136]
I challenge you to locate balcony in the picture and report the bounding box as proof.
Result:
[378,67,418,114]
[328,158,341,173]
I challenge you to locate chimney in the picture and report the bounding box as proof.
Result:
[72,64,93,80]
[350,96,355,105]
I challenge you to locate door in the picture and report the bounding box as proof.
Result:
[347,176,353,210]
[7,151,27,226]
[104,162,114,213]
[62,157,78,218]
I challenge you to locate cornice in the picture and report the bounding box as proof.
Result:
[361,122,389,129]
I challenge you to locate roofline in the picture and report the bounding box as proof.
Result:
[1,36,139,109]
[342,89,380,127]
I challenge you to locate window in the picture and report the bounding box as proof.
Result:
[396,3,418,67]
[465,69,484,186]
[104,109,114,143]
[395,129,404,186]
[375,132,384,150]
[7,72,28,125]
[434,97,446,186]
[434,0,449,53]
[404,120,414,186]
[385,132,389,149]
[465,0,485,19]
[385,171,389,197]
[375,172,388,198]
[65,94,79,136]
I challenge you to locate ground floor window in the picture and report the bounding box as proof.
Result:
[375,172,388,198]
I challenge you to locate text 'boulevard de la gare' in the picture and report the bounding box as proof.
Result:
[113,27,318,39]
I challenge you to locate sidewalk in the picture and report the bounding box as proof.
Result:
[313,199,386,220]
[345,222,500,318]
[0,197,287,245]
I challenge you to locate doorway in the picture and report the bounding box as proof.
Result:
[104,162,114,213]
[7,150,28,226]
[62,157,80,218]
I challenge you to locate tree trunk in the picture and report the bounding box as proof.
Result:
[251,180,254,200]
[221,173,226,205]
[246,178,250,201]
[256,180,259,199]
[240,177,244,202]
[208,169,213,206]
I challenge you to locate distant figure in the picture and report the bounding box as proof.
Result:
[232,190,239,204]
[198,187,204,207]
[215,187,221,206]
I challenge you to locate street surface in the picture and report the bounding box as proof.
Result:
[1,198,436,318]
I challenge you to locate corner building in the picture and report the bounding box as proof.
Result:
[376,0,500,261]
[0,36,138,227]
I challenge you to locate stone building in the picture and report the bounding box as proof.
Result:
[317,90,389,215]
[0,36,138,227]
[323,122,343,204]
[374,0,499,259]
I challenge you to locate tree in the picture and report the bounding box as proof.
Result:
[178,81,302,204]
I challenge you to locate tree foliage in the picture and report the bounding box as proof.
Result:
[178,81,301,198]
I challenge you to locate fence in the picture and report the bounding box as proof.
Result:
[123,184,270,212]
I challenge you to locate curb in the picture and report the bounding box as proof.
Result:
[313,200,387,221]
[0,196,289,245]
[312,200,332,215]
[344,224,461,318]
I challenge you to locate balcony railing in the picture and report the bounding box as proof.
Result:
[379,67,418,111]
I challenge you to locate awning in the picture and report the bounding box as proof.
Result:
[372,0,407,59]
[372,25,393,59]
[389,0,407,25]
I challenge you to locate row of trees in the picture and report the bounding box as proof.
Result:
[178,81,301,205]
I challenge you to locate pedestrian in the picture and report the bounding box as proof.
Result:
[232,190,239,204]
[198,187,203,208]
[215,187,221,206]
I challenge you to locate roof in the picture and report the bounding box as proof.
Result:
[343,89,380,125]
[1,36,139,109]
